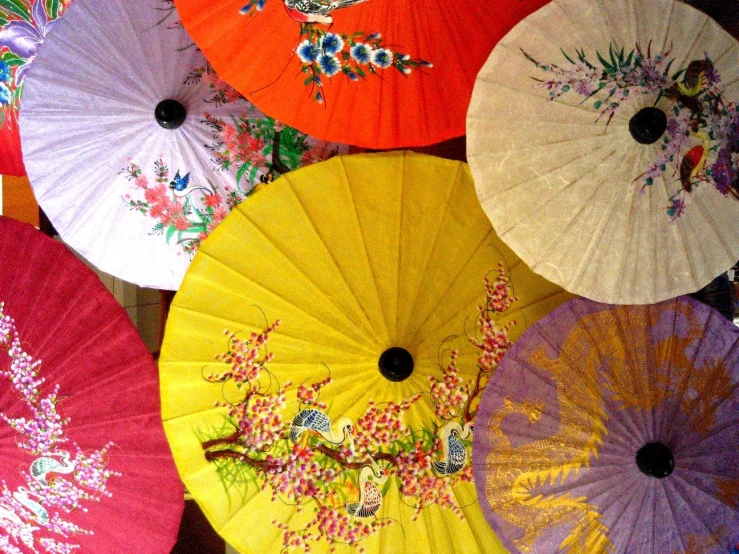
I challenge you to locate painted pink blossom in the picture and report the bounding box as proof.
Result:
[0,303,119,552]
[198,266,519,552]
[173,214,190,232]
[144,184,168,204]
[204,193,223,208]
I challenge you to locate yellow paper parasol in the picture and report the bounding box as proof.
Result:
[160,151,570,553]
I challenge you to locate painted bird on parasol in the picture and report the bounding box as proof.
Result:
[280,0,368,24]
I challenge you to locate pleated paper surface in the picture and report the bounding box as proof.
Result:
[19,0,346,290]
[173,0,552,148]
[160,151,571,553]
[0,217,183,553]
[468,0,739,304]
[473,296,739,553]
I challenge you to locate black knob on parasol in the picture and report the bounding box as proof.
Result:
[378,347,414,382]
[629,107,667,145]
[155,99,187,130]
[636,441,674,478]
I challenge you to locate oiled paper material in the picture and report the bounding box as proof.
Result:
[160,152,571,554]
[473,296,739,553]
[468,0,739,304]
[20,0,346,290]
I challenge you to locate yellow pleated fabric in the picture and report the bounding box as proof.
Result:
[160,152,571,553]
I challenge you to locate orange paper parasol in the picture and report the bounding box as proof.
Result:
[172,0,551,148]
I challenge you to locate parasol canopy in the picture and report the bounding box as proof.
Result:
[467,0,739,304]
[473,296,739,554]
[19,0,346,290]
[160,151,571,553]
[171,0,552,148]
[0,216,184,553]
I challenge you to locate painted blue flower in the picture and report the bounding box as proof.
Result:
[297,40,320,63]
[0,61,10,83]
[370,48,393,69]
[322,33,343,57]
[350,43,371,65]
[0,83,11,106]
[318,54,341,77]
[239,0,266,14]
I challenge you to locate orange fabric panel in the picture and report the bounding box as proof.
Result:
[2,174,38,226]
[174,0,552,149]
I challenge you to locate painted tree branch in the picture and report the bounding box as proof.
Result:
[271,131,291,175]
[463,366,491,423]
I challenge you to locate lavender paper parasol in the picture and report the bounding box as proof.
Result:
[19,0,347,290]
[472,296,739,553]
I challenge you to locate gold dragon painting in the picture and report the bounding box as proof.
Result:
[479,299,738,553]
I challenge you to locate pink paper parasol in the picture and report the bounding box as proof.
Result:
[0,216,184,553]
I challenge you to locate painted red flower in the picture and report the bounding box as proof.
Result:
[204,193,223,208]
[144,184,168,204]
[173,214,191,231]
[212,205,229,223]
[149,203,166,220]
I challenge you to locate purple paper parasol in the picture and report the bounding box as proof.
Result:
[473,296,739,554]
[18,0,347,290]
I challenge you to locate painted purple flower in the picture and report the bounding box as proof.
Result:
[667,191,687,219]
[712,147,738,195]
[574,81,595,96]
[0,0,51,80]
[318,54,340,77]
[703,56,720,85]
[666,117,680,137]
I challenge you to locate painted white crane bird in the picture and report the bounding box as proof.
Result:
[289,408,354,452]
[14,487,49,526]
[432,421,474,476]
[346,457,387,518]
[30,450,76,486]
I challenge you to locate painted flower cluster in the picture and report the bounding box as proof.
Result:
[0,302,119,553]
[198,267,519,552]
[238,0,432,104]
[122,158,238,257]
[0,0,70,125]
[124,65,344,257]
[187,63,345,186]
[525,42,739,219]
[296,27,432,104]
